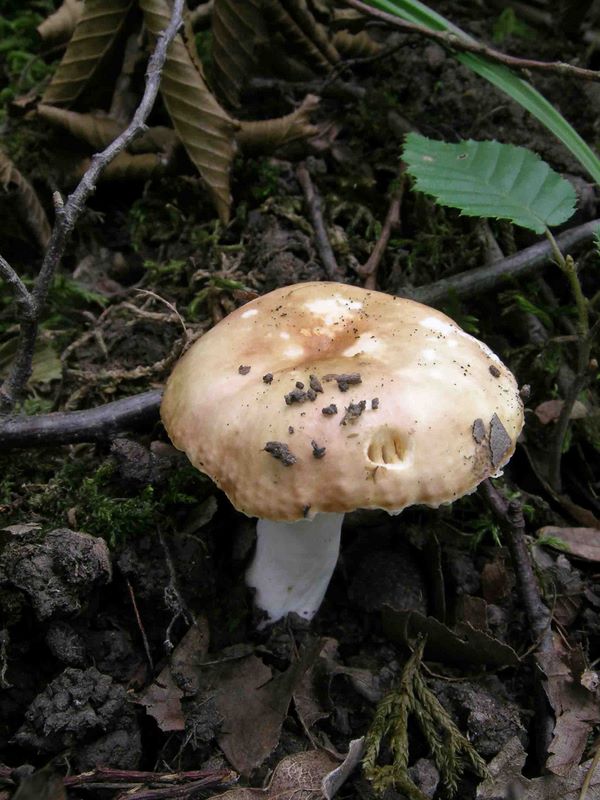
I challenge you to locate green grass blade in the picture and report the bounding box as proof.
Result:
[365,0,600,185]
[403,134,576,232]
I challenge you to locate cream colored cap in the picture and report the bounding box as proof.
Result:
[161,282,524,521]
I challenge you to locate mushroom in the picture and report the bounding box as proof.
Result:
[161,282,524,625]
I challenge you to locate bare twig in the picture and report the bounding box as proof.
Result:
[356,175,404,289]
[0,0,185,414]
[480,480,555,761]
[127,578,154,672]
[344,0,600,83]
[296,162,342,280]
[405,218,600,306]
[0,389,162,449]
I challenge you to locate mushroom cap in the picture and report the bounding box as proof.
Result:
[161,282,524,521]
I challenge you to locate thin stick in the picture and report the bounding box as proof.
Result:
[344,0,600,83]
[357,176,404,289]
[0,0,185,414]
[296,162,342,280]
[127,578,154,671]
[406,218,600,306]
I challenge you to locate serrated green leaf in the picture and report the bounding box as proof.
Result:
[366,0,600,187]
[403,134,576,233]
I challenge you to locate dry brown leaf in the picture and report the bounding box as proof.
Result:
[0,149,51,249]
[279,0,340,65]
[214,750,341,800]
[331,30,383,59]
[538,526,600,562]
[42,0,133,106]
[37,104,177,154]
[536,635,600,776]
[534,398,588,425]
[37,0,83,44]
[212,0,265,108]
[214,639,324,773]
[382,607,520,668]
[237,95,319,152]
[72,152,168,183]
[477,736,600,799]
[262,0,333,72]
[135,621,210,732]
[140,0,238,223]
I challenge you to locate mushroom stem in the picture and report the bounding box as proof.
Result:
[246,512,344,625]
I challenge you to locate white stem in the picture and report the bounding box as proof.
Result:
[246,512,344,625]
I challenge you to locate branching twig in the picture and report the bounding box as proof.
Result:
[0,0,185,414]
[0,389,162,449]
[344,0,600,83]
[405,218,600,306]
[297,162,342,280]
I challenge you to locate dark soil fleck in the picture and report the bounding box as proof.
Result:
[311,440,326,459]
[309,375,323,393]
[341,400,367,425]
[322,404,338,416]
[371,397,379,410]
[489,365,501,378]
[263,373,273,384]
[323,373,362,391]
[264,441,297,465]
[489,414,512,468]
[238,365,251,375]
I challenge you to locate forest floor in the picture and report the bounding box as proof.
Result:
[1,2,600,799]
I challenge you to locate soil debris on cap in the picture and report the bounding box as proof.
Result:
[489,414,512,468]
[264,441,296,466]
[285,387,309,405]
[323,373,362,392]
[322,404,338,416]
[371,397,379,410]
[472,418,486,444]
[239,365,251,375]
[296,381,304,389]
[520,384,531,401]
[489,365,501,378]
[309,375,323,393]
[341,400,367,425]
[288,426,294,434]
[311,440,326,459]
[263,373,273,384]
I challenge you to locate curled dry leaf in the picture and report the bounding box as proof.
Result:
[237,95,320,153]
[212,0,265,108]
[37,0,83,44]
[331,30,383,59]
[534,398,588,425]
[0,150,51,249]
[72,152,168,183]
[477,736,600,799]
[42,0,133,106]
[382,607,520,668]
[212,748,354,800]
[262,0,334,72]
[139,0,238,223]
[538,525,600,562]
[278,0,340,66]
[536,635,600,776]
[37,104,177,155]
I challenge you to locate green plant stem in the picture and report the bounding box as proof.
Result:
[544,228,595,492]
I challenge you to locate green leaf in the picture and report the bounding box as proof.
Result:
[403,134,576,233]
[365,0,600,186]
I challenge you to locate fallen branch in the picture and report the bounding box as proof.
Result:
[405,218,600,306]
[0,390,162,450]
[345,0,600,83]
[0,0,185,414]
[297,162,342,280]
